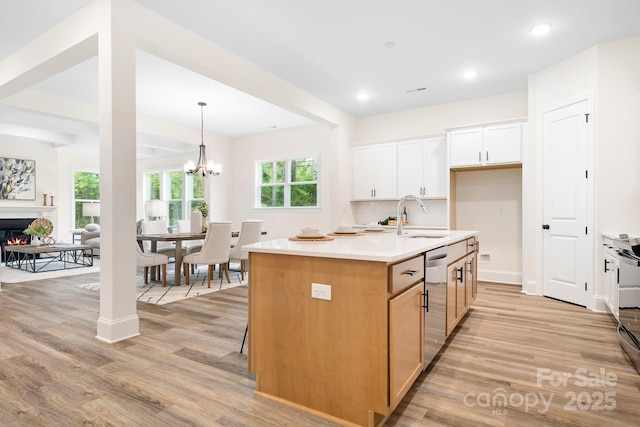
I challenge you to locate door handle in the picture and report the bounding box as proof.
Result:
[542,224,550,230]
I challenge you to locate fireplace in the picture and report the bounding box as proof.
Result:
[0,218,36,261]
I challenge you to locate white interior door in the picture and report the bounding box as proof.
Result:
[542,99,590,306]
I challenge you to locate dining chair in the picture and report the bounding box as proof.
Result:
[141,219,185,258]
[228,219,263,281]
[177,219,203,274]
[135,242,169,287]
[183,221,232,288]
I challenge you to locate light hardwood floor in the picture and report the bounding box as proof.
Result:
[0,275,638,426]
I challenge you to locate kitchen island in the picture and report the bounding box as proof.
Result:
[245,229,478,427]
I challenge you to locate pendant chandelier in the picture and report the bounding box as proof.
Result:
[184,101,221,177]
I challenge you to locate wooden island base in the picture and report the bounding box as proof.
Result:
[248,252,393,426]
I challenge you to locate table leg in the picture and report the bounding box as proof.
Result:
[150,241,158,280]
[174,241,183,286]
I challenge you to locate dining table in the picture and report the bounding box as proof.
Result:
[136,230,266,286]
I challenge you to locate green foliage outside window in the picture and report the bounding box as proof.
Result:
[259,156,318,208]
[74,171,100,228]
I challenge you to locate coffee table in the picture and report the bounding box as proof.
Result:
[4,243,94,273]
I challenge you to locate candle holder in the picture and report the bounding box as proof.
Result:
[42,193,48,206]
[49,195,55,207]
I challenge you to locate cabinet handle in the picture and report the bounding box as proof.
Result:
[478,151,481,162]
[457,267,464,282]
[604,259,611,273]
[373,189,376,197]
[423,289,429,312]
[486,151,489,162]
[467,260,473,273]
[402,269,419,277]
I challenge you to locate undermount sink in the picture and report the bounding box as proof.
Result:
[407,234,447,239]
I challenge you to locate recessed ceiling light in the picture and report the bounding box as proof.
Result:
[383,41,396,49]
[356,92,369,101]
[530,23,551,36]
[462,70,477,80]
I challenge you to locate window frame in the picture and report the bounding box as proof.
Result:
[255,154,320,209]
[72,168,100,229]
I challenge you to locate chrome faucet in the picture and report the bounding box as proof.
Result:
[396,195,428,235]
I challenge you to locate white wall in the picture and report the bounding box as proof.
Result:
[456,168,522,284]
[230,124,333,238]
[526,46,598,294]
[0,136,61,234]
[354,91,527,144]
[352,91,528,280]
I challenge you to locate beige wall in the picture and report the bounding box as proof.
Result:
[230,124,333,239]
[354,91,527,144]
[456,168,522,284]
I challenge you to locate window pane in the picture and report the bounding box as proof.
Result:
[276,161,286,183]
[147,173,160,200]
[261,162,273,184]
[290,158,317,182]
[261,185,284,207]
[168,200,182,226]
[168,171,183,199]
[74,172,100,199]
[192,174,205,199]
[291,184,317,207]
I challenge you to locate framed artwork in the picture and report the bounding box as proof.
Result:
[0,157,36,200]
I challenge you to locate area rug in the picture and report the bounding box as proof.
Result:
[76,264,247,305]
[0,258,101,284]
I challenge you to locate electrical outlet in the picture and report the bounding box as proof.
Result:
[311,283,331,301]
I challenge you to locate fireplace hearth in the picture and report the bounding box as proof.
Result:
[0,218,36,261]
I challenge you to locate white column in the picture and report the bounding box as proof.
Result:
[96,0,139,343]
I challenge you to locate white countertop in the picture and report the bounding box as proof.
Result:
[245,229,478,263]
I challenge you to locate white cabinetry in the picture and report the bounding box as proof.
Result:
[397,136,447,198]
[352,143,397,200]
[449,121,524,168]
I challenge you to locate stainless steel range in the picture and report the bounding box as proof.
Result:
[608,235,640,374]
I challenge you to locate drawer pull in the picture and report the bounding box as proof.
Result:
[402,269,419,277]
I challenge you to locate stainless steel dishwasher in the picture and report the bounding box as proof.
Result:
[423,245,448,368]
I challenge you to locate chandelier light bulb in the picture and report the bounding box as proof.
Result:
[185,101,221,177]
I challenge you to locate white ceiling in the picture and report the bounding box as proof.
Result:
[1,0,640,156]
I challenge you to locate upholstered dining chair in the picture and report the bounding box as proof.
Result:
[135,242,169,287]
[177,219,203,274]
[228,219,263,281]
[140,219,185,260]
[183,221,232,288]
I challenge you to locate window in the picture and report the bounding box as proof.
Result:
[257,156,318,208]
[74,171,100,228]
[144,170,205,226]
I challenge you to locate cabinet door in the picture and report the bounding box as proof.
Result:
[373,143,397,199]
[450,128,483,167]
[483,123,522,165]
[352,146,375,199]
[424,136,447,198]
[466,251,476,306]
[397,139,425,196]
[389,282,424,409]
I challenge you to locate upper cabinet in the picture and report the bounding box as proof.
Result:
[449,121,525,168]
[352,143,397,200]
[397,136,447,198]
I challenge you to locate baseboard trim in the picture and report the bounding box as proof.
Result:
[478,270,522,285]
